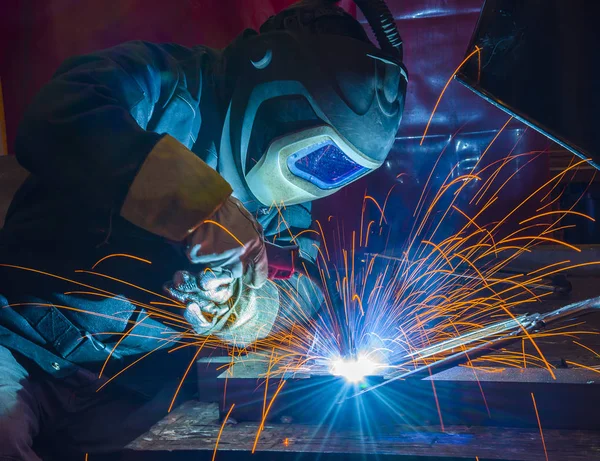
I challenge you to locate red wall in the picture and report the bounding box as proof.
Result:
[0,0,355,154]
[1,0,541,153]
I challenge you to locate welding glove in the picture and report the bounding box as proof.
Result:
[165,270,279,344]
[185,196,268,289]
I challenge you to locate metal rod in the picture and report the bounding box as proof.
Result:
[341,296,600,402]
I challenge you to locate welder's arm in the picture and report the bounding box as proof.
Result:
[165,205,321,344]
[264,204,325,328]
[15,41,230,242]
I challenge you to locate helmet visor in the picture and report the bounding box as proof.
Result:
[287,139,370,190]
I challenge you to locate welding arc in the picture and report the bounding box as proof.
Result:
[340,296,600,402]
[340,326,529,402]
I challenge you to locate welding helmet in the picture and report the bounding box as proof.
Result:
[224,0,408,206]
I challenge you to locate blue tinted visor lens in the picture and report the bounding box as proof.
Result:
[287,140,370,190]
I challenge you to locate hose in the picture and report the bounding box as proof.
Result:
[353,0,403,60]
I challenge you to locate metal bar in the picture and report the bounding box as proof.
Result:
[345,296,600,401]
[404,316,527,360]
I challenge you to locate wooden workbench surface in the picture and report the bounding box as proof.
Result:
[126,401,599,460]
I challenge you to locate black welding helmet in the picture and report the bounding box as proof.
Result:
[223,0,408,206]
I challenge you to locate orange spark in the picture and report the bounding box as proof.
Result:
[213,403,235,461]
[531,393,549,461]
[168,340,210,412]
[252,379,286,454]
[91,253,152,270]
[201,220,246,248]
[420,46,481,145]
[99,314,149,378]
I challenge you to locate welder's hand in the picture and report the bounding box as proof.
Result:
[215,281,280,345]
[164,270,279,344]
[164,269,236,334]
[186,196,268,289]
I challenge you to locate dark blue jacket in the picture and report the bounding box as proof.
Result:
[0,41,315,389]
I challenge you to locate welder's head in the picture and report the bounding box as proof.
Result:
[225,0,408,206]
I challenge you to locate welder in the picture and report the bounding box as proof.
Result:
[0,0,406,458]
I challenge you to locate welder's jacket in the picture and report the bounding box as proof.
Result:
[0,41,314,391]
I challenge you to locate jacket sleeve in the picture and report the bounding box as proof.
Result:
[15,41,232,241]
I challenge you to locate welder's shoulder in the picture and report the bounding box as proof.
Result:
[54,41,212,79]
[50,41,214,110]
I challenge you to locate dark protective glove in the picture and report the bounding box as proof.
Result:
[165,197,269,338]
[185,196,268,289]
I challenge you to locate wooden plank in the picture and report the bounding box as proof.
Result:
[127,401,600,460]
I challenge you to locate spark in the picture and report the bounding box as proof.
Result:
[91,253,152,270]
[96,338,178,393]
[168,339,210,412]
[74,269,182,305]
[420,46,481,145]
[565,361,600,374]
[213,403,235,461]
[429,367,445,431]
[572,341,600,358]
[252,379,286,454]
[519,210,596,225]
[98,314,149,378]
[2,114,599,452]
[531,393,549,461]
[201,220,246,248]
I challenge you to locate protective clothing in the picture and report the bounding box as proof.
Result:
[121,134,233,242]
[186,196,268,288]
[246,124,383,205]
[0,0,406,456]
[166,271,280,344]
[0,343,188,461]
[0,39,304,387]
[121,134,268,290]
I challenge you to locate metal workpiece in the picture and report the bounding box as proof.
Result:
[354,296,600,393]
[196,296,600,385]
